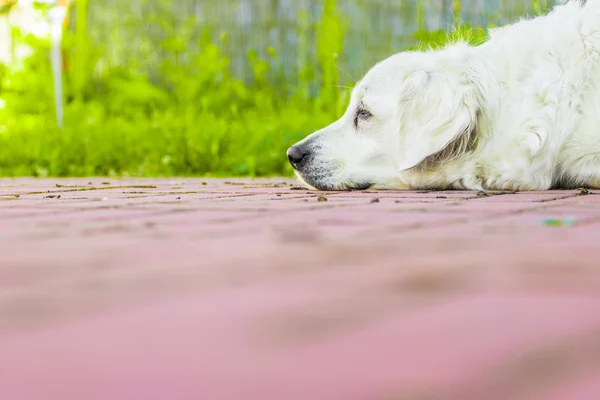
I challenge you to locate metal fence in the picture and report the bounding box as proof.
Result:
[84,0,564,84]
[0,0,562,85]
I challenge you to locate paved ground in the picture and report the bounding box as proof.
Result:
[2,178,600,399]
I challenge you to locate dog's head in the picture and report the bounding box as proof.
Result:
[287,44,484,190]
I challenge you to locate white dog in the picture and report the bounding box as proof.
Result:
[287,0,600,191]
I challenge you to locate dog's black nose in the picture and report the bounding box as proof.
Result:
[287,145,307,167]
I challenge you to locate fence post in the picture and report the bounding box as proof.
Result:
[442,0,453,29]
[74,0,87,103]
[48,3,67,129]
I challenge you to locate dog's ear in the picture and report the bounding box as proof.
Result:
[396,69,481,171]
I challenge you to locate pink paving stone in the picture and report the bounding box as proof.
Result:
[2,292,600,400]
[2,178,600,399]
[472,192,580,203]
[534,372,600,400]
[424,198,563,212]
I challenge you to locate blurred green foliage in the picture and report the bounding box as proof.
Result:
[0,0,491,178]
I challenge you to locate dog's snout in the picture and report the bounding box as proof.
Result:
[287,145,308,168]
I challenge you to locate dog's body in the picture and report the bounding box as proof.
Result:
[287,0,600,191]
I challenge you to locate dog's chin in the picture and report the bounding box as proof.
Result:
[294,171,372,191]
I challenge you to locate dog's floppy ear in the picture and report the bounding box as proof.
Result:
[396,69,481,171]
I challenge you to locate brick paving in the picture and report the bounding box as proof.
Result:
[1,178,600,400]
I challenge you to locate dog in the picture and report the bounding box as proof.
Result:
[287,0,600,191]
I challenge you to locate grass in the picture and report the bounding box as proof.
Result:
[0,0,492,178]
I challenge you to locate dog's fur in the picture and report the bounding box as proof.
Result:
[287,0,600,191]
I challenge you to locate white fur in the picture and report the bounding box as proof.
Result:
[289,0,600,191]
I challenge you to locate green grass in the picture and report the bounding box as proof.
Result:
[0,0,489,178]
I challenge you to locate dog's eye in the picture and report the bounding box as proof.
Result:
[353,105,372,129]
